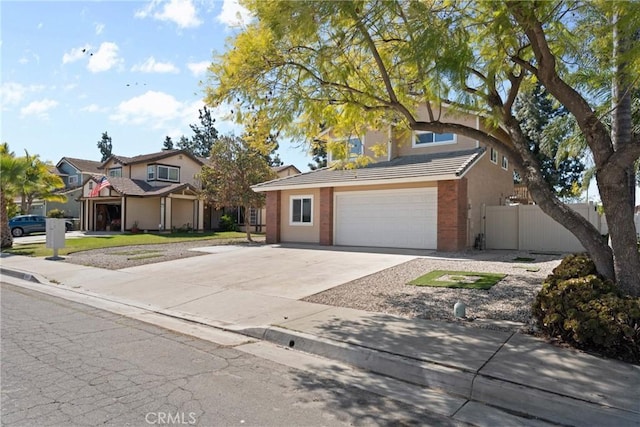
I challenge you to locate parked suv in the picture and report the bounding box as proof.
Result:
[8,215,73,237]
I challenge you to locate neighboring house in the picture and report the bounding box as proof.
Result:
[252,106,515,251]
[80,150,205,232]
[20,157,102,219]
[48,157,102,218]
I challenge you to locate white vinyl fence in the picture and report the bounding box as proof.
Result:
[484,203,604,253]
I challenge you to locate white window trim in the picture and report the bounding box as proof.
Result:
[490,148,498,164]
[68,175,78,185]
[109,167,122,177]
[147,165,155,181]
[289,195,313,226]
[501,155,509,170]
[412,131,457,148]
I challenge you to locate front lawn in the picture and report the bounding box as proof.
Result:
[1,231,250,257]
[408,270,505,290]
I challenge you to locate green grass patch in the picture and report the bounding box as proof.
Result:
[1,231,250,257]
[513,257,536,262]
[408,270,505,290]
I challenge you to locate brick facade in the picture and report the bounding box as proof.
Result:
[437,179,468,251]
[265,191,281,244]
[319,187,334,245]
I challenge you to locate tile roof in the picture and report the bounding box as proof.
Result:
[88,176,198,197]
[58,157,102,173]
[253,148,485,191]
[105,149,204,167]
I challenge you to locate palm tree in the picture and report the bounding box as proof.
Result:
[1,144,28,248]
[19,151,66,214]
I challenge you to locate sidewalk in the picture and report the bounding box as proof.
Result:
[1,252,638,426]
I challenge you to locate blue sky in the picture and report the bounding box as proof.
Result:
[1,0,313,169]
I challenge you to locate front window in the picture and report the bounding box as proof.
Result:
[68,175,78,185]
[147,165,155,181]
[157,165,179,182]
[109,167,122,177]
[290,196,313,225]
[413,131,456,146]
[347,137,362,158]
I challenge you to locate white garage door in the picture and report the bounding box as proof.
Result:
[335,188,437,249]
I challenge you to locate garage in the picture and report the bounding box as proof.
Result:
[334,188,437,249]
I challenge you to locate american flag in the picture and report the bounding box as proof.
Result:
[90,176,111,197]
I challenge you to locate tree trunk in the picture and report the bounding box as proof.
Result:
[1,193,14,248]
[243,205,253,242]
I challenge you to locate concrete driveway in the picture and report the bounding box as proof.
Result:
[26,244,418,329]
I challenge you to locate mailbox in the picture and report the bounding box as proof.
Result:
[46,218,66,258]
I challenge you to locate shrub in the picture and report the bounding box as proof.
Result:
[218,214,237,232]
[47,209,66,218]
[532,254,640,364]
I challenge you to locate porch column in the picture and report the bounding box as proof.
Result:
[120,196,126,232]
[319,187,334,245]
[437,179,468,251]
[265,191,281,244]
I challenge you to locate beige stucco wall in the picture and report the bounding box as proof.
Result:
[171,198,195,229]
[465,152,515,246]
[126,198,160,230]
[279,188,321,243]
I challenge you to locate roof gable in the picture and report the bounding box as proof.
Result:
[101,149,204,169]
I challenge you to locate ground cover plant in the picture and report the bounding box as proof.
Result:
[1,231,249,257]
[408,270,505,290]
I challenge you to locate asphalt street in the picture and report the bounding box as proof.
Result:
[0,282,466,427]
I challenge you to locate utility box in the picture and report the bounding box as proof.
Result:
[46,218,66,258]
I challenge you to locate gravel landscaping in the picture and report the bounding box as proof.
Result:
[63,240,563,332]
[303,250,563,332]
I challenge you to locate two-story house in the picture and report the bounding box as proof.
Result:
[80,150,205,232]
[252,106,515,252]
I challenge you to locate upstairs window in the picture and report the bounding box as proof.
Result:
[290,195,313,225]
[147,165,155,181]
[68,175,78,185]
[328,136,364,162]
[490,148,498,164]
[157,165,179,182]
[413,131,456,147]
[502,155,509,170]
[108,167,122,177]
[347,137,362,158]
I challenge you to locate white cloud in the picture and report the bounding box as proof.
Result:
[216,0,253,29]
[0,82,45,106]
[131,57,179,74]
[110,91,183,127]
[88,42,123,72]
[187,61,209,77]
[135,0,201,29]
[62,44,91,64]
[81,103,106,113]
[20,99,58,119]
[95,22,105,35]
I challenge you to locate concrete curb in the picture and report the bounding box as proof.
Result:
[243,326,640,427]
[1,267,41,283]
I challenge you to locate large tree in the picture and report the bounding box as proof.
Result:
[19,151,66,214]
[97,131,113,162]
[179,106,219,157]
[205,1,640,295]
[198,135,276,241]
